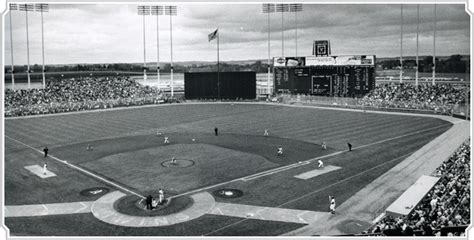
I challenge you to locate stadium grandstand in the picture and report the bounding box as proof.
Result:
[364,140,470,236]
[2,2,471,238]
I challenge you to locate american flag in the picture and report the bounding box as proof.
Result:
[208,29,218,42]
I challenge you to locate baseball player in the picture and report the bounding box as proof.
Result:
[171,157,176,165]
[321,142,327,150]
[318,159,324,169]
[164,136,169,144]
[264,129,269,137]
[329,196,336,214]
[43,162,48,175]
[43,146,48,157]
[277,147,283,156]
[158,189,165,204]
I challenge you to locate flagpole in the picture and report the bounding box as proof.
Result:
[217,27,220,99]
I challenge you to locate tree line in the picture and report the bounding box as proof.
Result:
[4,55,469,74]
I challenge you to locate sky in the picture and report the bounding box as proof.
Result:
[3,3,471,65]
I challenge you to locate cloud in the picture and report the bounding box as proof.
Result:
[4,3,470,65]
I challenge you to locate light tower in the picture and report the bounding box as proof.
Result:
[262,3,275,96]
[165,5,177,96]
[19,3,34,89]
[137,5,150,82]
[399,4,403,83]
[276,4,289,57]
[8,3,17,90]
[289,3,303,57]
[35,3,49,89]
[151,6,163,90]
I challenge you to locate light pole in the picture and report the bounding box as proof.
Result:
[276,4,289,57]
[151,6,163,90]
[137,6,150,82]
[290,3,303,57]
[36,3,49,89]
[165,5,177,97]
[399,4,403,84]
[416,4,419,86]
[262,3,275,96]
[8,4,17,90]
[19,4,34,89]
[432,4,436,85]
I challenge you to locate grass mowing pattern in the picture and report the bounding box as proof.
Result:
[4,103,452,236]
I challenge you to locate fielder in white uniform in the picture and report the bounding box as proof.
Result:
[329,196,336,214]
[277,147,283,156]
[318,159,324,169]
[164,137,169,144]
[43,163,48,175]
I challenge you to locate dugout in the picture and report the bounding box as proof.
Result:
[184,72,256,99]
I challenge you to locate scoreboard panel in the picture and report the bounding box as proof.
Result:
[273,55,376,97]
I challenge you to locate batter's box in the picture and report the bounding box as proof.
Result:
[24,165,57,178]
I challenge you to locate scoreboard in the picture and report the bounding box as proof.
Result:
[273,55,375,97]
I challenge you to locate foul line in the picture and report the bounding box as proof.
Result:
[203,151,414,236]
[173,123,451,199]
[5,135,145,199]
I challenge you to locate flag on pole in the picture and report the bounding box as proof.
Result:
[208,29,218,42]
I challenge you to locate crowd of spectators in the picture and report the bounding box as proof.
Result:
[5,76,165,117]
[359,83,468,114]
[367,140,470,236]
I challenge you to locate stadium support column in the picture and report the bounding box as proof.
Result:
[432,4,436,85]
[415,4,419,86]
[9,4,17,90]
[217,28,220,99]
[399,4,403,84]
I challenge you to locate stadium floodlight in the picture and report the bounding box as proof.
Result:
[399,4,403,84]
[19,3,34,89]
[432,4,436,85]
[151,6,163,90]
[289,3,303,57]
[262,3,275,96]
[8,4,17,90]
[36,3,49,89]
[416,4,419,86]
[276,4,289,57]
[137,5,150,82]
[165,5,177,97]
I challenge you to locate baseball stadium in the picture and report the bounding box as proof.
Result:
[2,2,472,238]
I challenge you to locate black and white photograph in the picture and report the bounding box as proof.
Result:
[1,0,472,238]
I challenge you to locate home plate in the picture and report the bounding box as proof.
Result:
[24,165,56,178]
[294,165,341,180]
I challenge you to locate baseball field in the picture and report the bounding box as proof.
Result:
[3,103,453,236]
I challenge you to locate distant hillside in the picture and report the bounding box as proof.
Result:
[5,55,469,74]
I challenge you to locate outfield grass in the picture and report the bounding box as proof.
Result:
[4,103,452,236]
